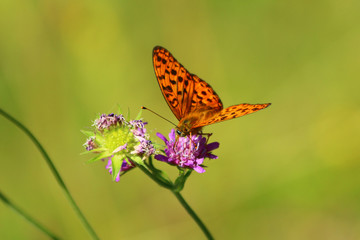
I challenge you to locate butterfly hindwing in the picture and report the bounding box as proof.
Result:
[191,75,223,112]
[193,103,271,128]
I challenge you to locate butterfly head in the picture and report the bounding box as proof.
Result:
[175,129,183,136]
[176,119,202,137]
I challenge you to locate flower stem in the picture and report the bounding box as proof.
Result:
[0,108,99,240]
[136,160,214,239]
[172,191,214,240]
[135,162,172,188]
[0,191,60,240]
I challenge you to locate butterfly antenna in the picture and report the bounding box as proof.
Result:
[141,106,178,128]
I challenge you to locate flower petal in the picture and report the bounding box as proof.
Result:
[196,157,204,165]
[194,165,206,173]
[169,129,176,141]
[112,143,128,154]
[155,154,169,162]
[207,142,220,151]
[156,132,168,144]
[206,153,218,159]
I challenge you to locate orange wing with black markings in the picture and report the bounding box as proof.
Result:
[192,103,271,128]
[153,46,222,120]
[152,46,271,135]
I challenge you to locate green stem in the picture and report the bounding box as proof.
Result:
[172,191,214,240]
[0,191,60,239]
[136,163,172,188]
[0,108,99,240]
[136,161,214,239]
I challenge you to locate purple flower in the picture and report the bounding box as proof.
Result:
[129,120,155,157]
[84,137,97,151]
[129,120,147,136]
[94,113,126,131]
[132,138,155,157]
[155,129,219,173]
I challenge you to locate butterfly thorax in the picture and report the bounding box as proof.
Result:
[177,108,218,136]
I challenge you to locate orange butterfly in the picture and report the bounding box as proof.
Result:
[152,46,271,136]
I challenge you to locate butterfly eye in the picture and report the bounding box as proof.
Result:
[176,130,182,136]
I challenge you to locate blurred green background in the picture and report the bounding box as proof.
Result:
[1,0,359,239]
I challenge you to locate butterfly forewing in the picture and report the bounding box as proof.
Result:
[153,46,223,120]
[153,47,190,120]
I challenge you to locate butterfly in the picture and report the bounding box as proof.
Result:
[152,46,271,136]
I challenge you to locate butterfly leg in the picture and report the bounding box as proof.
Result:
[188,132,200,150]
[174,134,180,151]
[199,131,213,143]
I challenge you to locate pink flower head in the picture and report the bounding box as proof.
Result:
[155,129,219,173]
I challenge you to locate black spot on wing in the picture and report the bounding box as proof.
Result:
[162,85,173,92]
[170,98,179,107]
